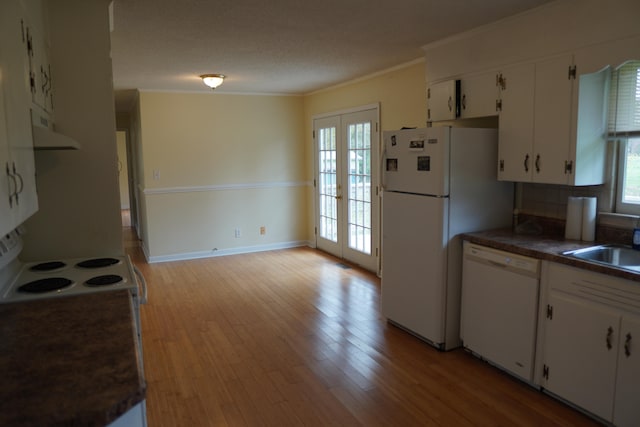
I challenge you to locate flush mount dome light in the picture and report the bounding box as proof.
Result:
[200,74,225,90]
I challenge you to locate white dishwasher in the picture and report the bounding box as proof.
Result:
[460,241,540,382]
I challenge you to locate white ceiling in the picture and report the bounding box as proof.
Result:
[110,0,554,110]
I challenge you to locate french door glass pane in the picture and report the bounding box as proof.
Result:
[318,127,338,242]
[347,122,371,254]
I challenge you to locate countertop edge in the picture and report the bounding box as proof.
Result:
[461,229,640,283]
[0,290,146,427]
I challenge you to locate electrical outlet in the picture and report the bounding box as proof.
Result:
[153,170,160,180]
[260,226,266,235]
[234,228,241,238]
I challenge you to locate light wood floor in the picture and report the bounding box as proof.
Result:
[124,231,599,426]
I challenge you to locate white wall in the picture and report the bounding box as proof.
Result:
[128,61,428,262]
[21,0,122,260]
[134,91,307,261]
[116,131,130,209]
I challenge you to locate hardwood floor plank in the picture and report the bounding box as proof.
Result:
[125,240,601,426]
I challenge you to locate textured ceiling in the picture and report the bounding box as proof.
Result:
[110,0,554,109]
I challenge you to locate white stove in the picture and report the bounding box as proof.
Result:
[0,227,148,426]
[0,229,146,304]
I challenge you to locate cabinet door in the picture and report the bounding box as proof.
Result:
[533,55,573,184]
[460,72,498,119]
[427,80,457,122]
[0,83,14,235]
[498,63,535,182]
[543,291,619,421]
[0,0,38,235]
[563,45,612,187]
[24,0,53,113]
[614,314,640,427]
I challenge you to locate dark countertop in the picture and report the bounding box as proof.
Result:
[461,228,640,283]
[0,290,145,427]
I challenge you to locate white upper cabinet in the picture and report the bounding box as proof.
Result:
[0,84,13,231]
[24,0,53,114]
[567,61,610,186]
[497,63,536,182]
[496,53,609,185]
[428,73,499,122]
[534,53,610,186]
[532,54,576,184]
[427,79,458,122]
[459,71,499,119]
[0,0,41,236]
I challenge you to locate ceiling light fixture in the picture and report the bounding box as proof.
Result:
[200,74,225,90]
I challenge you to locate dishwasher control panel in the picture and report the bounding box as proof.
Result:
[465,243,540,277]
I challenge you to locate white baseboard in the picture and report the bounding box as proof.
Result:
[144,240,314,263]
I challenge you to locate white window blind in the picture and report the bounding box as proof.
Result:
[610,60,640,214]
[608,60,640,136]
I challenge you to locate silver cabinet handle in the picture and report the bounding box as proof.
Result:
[447,96,452,112]
[535,154,541,173]
[523,154,530,172]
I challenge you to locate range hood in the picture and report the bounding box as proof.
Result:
[31,109,81,150]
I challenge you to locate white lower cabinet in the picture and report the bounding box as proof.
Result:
[542,291,619,420]
[540,262,640,425]
[613,315,640,427]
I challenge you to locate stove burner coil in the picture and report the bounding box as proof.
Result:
[29,261,67,272]
[18,278,74,293]
[85,275,123,287]
[76,258,120,269]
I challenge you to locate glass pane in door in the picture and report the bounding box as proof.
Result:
[347,122,371,254]
[318,127,338,242]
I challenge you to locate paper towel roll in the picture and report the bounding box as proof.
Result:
[582,197,597,241]
[565,197,583,240]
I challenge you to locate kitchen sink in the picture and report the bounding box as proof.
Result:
[563,244,640,272]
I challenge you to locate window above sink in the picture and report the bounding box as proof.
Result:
[609,60,640,216]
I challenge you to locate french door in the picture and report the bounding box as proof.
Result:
[314,107,379,272]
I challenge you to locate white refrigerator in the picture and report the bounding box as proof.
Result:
[381,126,513,350]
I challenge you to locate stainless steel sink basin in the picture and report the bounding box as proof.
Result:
[563,244,640,272]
